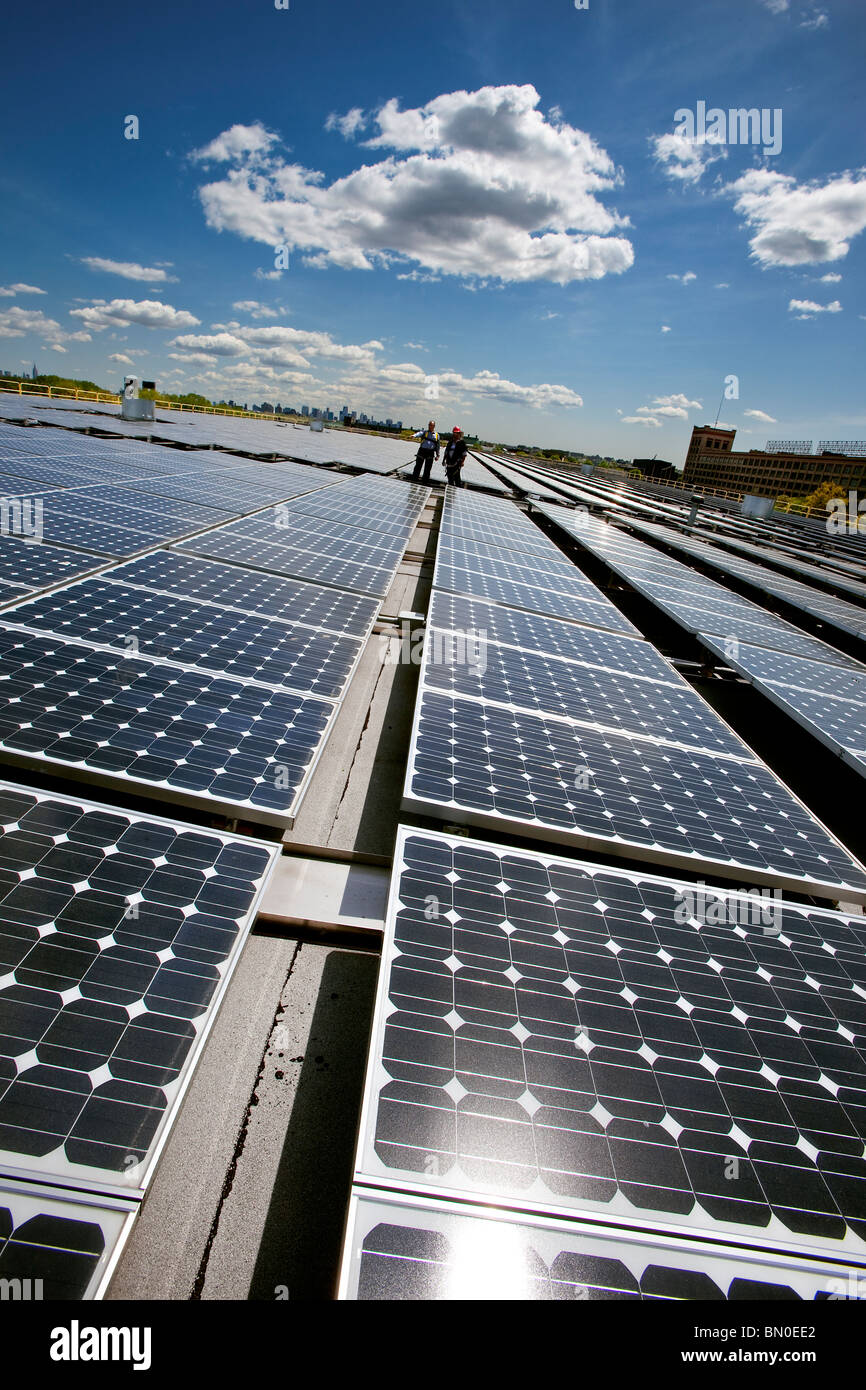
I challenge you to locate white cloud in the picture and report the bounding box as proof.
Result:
[726,169,866,267]
[541,310,560,320]
[169,332,248,356]
[167,351,218,365]
[192,86,634,286]
[744,408,777,422]
[232,300,278,318]
[70,299,201,331]
[788,297,842,317]
[190,122,278,164]
[654,393,702,410]
[404,340,426,350]
[651,132,726,185]
[667,271,697,284]
[800,8,829,28]
[818,272,842,282]
[45,343,67,353]
[714,282,730,289]
[0,283,46,297]
[108,353,135,365]
[625,392,701,423]
[396,270,441,284]
[660,324,671,332]
[622,415,662,427]
[80,258,178,283]
[325,107,366,139]
[0,306,90,343]
[254,268,284,282]
[760,0,789,12]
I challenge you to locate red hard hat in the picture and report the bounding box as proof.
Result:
[452,426,462,435]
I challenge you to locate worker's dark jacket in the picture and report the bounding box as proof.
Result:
[443,437,468,472]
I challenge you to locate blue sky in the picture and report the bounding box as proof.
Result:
[1,0,863,460]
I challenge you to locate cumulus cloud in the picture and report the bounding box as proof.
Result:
[167,351,219,365]
[169,332,248,355]
[190,123,278,164]
[0,283,46,297]
[660,324,671,332]
[818,272,842,282]
[0,306,90,343]
[800,8,828,28]
[108,353,135,365]
[788,297,842,318]
[650,132,727,185]
[325,107,366,139]
[760,0,789,11]
[744,408,777,422]
[623,392,701,423]
[80,258,178,283]
[654,393,702,410]
[726,169,866,267]
[232,300,278,318]
[667,271,697,283]
[70,299,201,331]
[191,87,634,286]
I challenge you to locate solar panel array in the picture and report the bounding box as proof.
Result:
[0,392,421,475]
[539,506,866,781]
[342,482,866,1298]
[178,474,428,600]
[0,780,278,1294]
[405,492,866,900]
[694,529,866,604]
[624,516,866,645]
[344,826,866,1299]
[0,430,426,826]
[0,412,440,1296]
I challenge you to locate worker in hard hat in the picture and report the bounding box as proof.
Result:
[411,420,440,483]
[443,426,468,487]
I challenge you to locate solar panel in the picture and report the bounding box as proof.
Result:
[0,536,104,592]
[542,509,864,668]
[0,780,278,1195]
[226,511,405,562]
[434,563,638,632]
[1,579,365,701]
[0,1179,135,1300]
[353,826,866,1261]
[28,514,164,558]
[439,519,558,558]
[423,628,749,758]
[0,628,337,825]
[64,486,235,528]
[340,1190,862,1301]
[700,640,866,702]
[429,591,679,679]
[623,518,866,645]
[403,690,866,900]
[177,529,396,598]
[105,551,379,638]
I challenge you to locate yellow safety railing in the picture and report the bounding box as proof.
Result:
[0,381,120,404]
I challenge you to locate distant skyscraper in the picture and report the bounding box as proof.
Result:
[301,404,309,416]
[32,363,38,380]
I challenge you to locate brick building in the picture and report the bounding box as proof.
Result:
[683,425,866,498]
